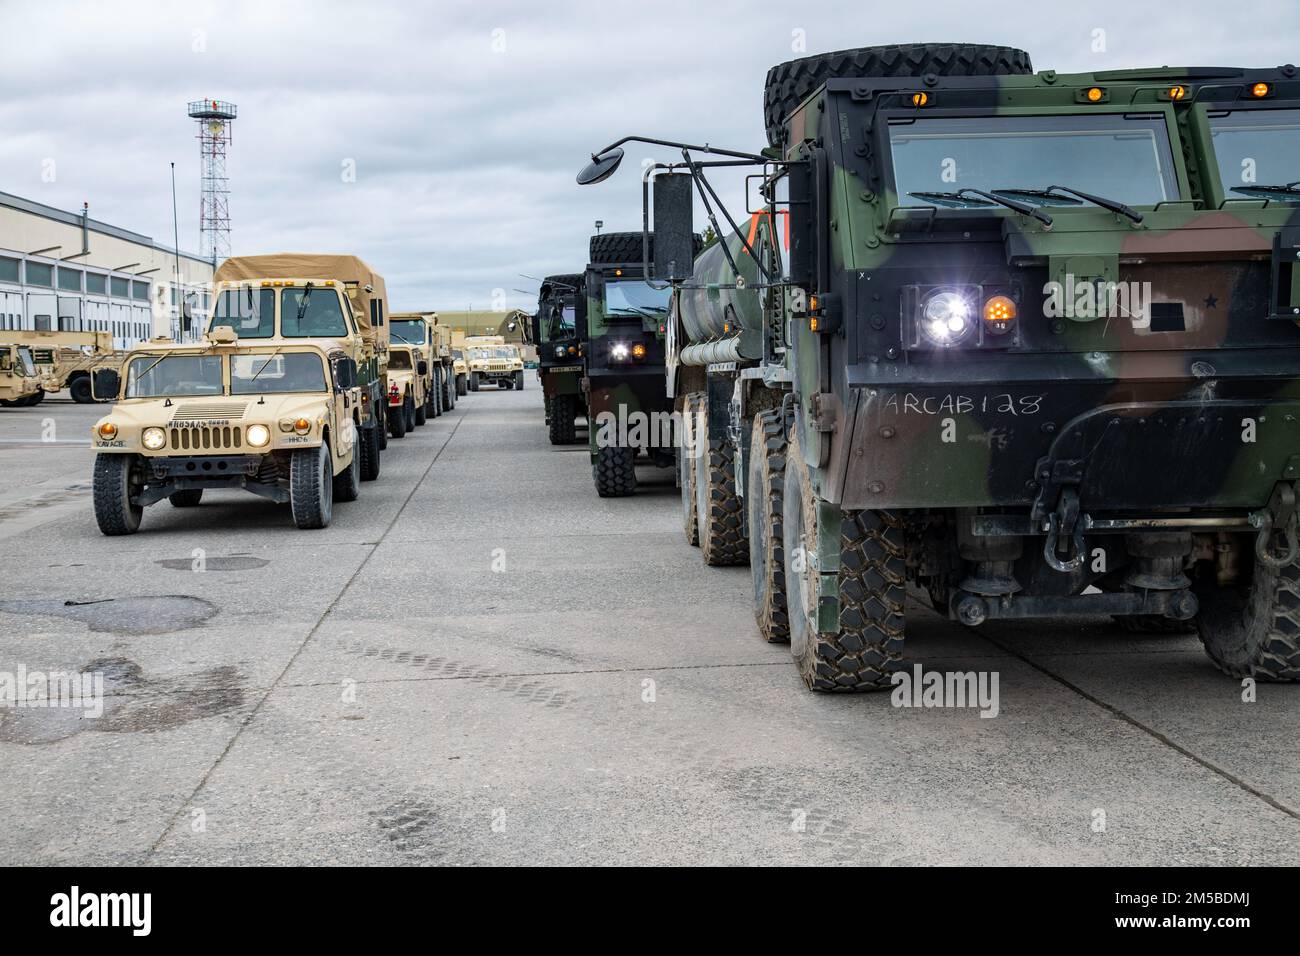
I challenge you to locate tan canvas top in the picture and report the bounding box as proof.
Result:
[215,254,389,349]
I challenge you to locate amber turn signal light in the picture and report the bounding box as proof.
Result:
[97,422,118,439]
[1251,82,1271,98]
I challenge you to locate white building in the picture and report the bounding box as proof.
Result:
[0,190,214,349]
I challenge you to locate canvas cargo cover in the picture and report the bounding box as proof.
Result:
[215,253,389,349]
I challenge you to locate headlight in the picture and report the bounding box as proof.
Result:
[97,422,118,439]
[920,291,975,347]
[610,343,630,361]
[141,427,166,450]
[247,424,271,447]
[554,345,566,358]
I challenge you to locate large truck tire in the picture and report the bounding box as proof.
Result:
[22,389,44,407]
[359,421,381,481]
[388,400,407,439]
[590,231,652,264]
[414,395,428,426]
[515,370,525,390]
[377,405,388,450]
[549,394,576,445]
[457,373,467,396]
[749,410,789,642]
[594,445,636,498]
[693,397,747,566]
[470,372,480,392]
[290,443,334,530]
[784,430,906,691]
[70,376,94,403]
[93,453,143,536]
[763,43,1034,146]
[1196,554,1300,681]
[333,443,361,502]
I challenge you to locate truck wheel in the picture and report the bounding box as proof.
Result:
[290,442,334,529]
[1195,553,1300,681]
[470,372,480,391]
[445,371,456,409]
[590,231,652,264]
[405,396,416,431]
[784,430,905,691]
[333,439,361,501]
[749,410,789,642]
[679,395,700,546]
[359,421,381,481]
[388,401,407,439]
[457,374,467,396]
[693,397,748,566]
[93,454,143,536]
[70,376,93,404]
[168,489,203,508]
[549,394,576,445]
[414,396,427,426]
[21,389,44,407]
[763,43,1034,146]
[594,445,636,497]
[514,371,525,390]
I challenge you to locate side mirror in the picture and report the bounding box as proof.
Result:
[653,173,695,281]
[417,360,429,376]
[334,357,357,390]
[92,368,120,401]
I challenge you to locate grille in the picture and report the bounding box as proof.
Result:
[169,426,244,451]
[487,362,509,371]
[171,402,248,422]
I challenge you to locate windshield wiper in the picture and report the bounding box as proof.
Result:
[1230,181,1300,199]
[909,189,1053,226]
[908,190,995,208]
[295,284,313,328]
[390,331,415,345]
[248,346,284,384]
[993,185,1143,223]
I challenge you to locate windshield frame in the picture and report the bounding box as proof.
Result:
[389,319,429,347]
[122,347,333,399]
[124,353,226,399]
[1192,103,1300,209]
[877,104,1188,219]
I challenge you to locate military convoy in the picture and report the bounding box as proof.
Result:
[580,43,1300,685]
[390,311,457,421]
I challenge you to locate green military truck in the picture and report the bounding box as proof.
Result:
[581,232,675,496]
[533,272,588,444]
[582,42,1300,687]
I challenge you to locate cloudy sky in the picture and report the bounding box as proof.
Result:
[1,0,1296,311]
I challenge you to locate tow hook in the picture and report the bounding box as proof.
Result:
[1249,483,1300,568]
[1043,487,1086,573]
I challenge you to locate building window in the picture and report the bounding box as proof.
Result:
[57,267,82,292]
[86,272,107,295]
[131,280,150,301]
[111,276,129,297]
[0,256,19,283]
[25,262,54,287]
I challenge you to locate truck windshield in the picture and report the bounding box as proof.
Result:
[390,320,427,346]
[212,287,275,338]
[388,350,414,370]
[888,113,1179,208]
[125,355,224,397]
[281,288,348,337]
[494,347,517,359]
[605,280,670,317]
[3,347,38,376]
[1208,108,1300,201]
[230,352,327,394]
[546,303,576,339]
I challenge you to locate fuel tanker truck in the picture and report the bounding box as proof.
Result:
[580,41,1300,691]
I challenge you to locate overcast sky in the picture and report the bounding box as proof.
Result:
[1,0,1296,311]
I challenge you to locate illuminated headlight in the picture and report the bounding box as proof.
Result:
[554,345,567,358]
[141,427,166,450]
[610,343,630,361]
[246,424,271,448]
[920,291,975,347]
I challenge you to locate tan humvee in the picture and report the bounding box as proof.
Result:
[464,335,524,391]
[3,330,123,403]
[211,253,389,480]
[0,344,42,407]
[389,311,456,420]
[384,343,429,438]
[89,326,365,534]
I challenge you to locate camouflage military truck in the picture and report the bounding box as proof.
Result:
[532,272,588,444]
[390,311,455,420]
[580,232,676,496]
[464,335,524,390]
[89,326,365,534]
[0,343,42,407]
[25,330,124,403]
[211,254,389,480]
[385,343,428,437]
[581,42,1300,687]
